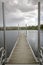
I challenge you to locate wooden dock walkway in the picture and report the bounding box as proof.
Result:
[8,33,39,64]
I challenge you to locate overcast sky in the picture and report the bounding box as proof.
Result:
[0,0,43,27]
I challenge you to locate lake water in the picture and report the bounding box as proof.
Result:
[0,30,43,57]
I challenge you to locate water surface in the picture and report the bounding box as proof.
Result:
[0,30,43,57]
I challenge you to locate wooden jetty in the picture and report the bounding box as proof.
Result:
[7,33,39,64]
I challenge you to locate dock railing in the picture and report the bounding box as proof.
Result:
[39,47,43,64]
[0,47,7,65]
[0,47,4,64]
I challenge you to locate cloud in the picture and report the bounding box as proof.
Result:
[5,12,25,26]
[0,0,43,26]
[0,0,38,12]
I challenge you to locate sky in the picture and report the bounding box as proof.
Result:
[0,0,43,27]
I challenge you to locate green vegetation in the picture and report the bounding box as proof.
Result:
[0,24,43,30]
[40,25,43,30]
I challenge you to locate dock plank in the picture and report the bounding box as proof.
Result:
[8,33,38,64]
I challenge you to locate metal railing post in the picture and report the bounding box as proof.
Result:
[38,1,40,53]
[18,24,19,36]
[2,2,6,65]
[38,2,43,65]
[2,2,6,49]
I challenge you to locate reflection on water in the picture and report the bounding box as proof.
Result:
[0,30,43,57]
[0,30,18,57]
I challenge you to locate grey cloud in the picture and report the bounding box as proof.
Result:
[5,12,25,25]
[17,5,35,12]
[0,0,43,12]
[6,17,24,23]
[0,0,36,12]
[5,17,25,26]
[29,0,43,5]
[0,0,43,26]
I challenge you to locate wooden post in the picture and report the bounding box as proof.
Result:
[18,24,19,35]
[38,2,40,57]
[2,2,5,49]
[26,24,27,37]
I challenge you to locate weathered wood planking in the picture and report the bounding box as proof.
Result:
[8,33,39,64]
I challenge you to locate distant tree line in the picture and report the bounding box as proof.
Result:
[0,24,43,30]
[40,24,43,29]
